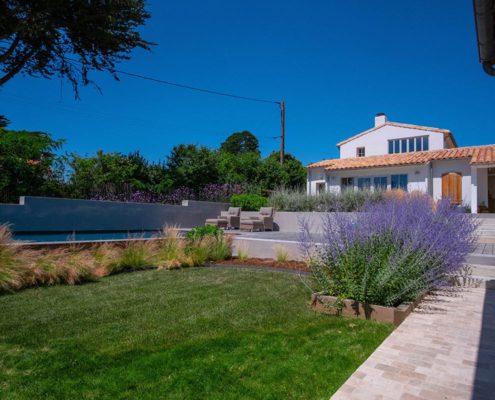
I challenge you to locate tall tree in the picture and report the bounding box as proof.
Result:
[220,131,259,155]
[0,115,9,127]
[68,150,165,199]
[258,152,306,191]
[218,151,262,185]
[0,1,153,96]
[165,144,219,191]
[0,128,65,203]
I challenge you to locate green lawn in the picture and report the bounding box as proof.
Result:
[0,267,392,399]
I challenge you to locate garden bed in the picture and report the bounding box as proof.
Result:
[311,293,426,326]
[214,257,310,272]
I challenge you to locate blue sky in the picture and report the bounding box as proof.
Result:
[1,0,494,165]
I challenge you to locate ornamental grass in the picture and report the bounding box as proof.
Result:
[0,224,232,294]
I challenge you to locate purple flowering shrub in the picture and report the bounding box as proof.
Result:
[91,183,244,204]
[300,193,478,306]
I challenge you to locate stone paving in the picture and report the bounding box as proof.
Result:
[330,286,495,400]
[473,242,495,256]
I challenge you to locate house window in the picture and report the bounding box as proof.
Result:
[391,174,408,191]
[422,136,429,151]
[356,147,365,157]
[316,182,325,194]
[415,137,422,151]
[341,177,354,191]
[388,136,429,154]
[373,177,387,191]
[394,140,400,153]
[408,138,415,152]
[357,178,371,191]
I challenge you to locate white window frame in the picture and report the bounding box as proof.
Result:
[388,136,429,154]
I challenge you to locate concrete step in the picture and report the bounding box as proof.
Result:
[468,264,495,280]
[466,253,495,267]
[477,236,495,242]
[475,214,495,219]
[472,243,495,254]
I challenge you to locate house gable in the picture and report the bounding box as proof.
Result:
[338,122,454,159]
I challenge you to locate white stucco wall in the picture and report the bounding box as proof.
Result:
[339,125,446,159]
[307,167,326,195]
[326,165,428,193]
[306,161,494,213]
[431,159,472,206]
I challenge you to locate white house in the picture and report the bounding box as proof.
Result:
[307,113,495,213]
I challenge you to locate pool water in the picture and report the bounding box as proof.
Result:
[13,230,162,243]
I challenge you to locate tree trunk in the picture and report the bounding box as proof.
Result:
[0,49,34,86]
[0,35,20,63]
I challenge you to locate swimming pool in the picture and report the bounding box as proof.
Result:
[13,230,163,243]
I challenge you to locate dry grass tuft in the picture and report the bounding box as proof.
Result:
[92,242,122,275]
[235,243,249,260]
[112,240,159,273]
[155,225,186,269]
[0,224,233,294]
[273,244,290,263]
[0,224,24,291]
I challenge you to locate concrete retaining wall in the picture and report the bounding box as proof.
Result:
[0,197,229,233]
[240,211,328,233]
[232,237,303,260]
[0,197,337,236]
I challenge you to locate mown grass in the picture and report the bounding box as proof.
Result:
[0,268,393,399]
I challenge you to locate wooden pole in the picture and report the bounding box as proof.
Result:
[280,100,285,164]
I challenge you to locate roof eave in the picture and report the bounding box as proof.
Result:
[324,161,427,172]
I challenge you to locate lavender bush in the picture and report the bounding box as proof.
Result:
[300,193,478,307]
[198,183,244,202]
[268,187,384,212]
[91,183,244,204]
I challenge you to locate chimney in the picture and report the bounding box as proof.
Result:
[375,112,387,127]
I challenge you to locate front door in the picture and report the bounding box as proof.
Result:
[489,173,495,212]
[442,172,462,205]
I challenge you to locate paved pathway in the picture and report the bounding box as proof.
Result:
[331,286,495,400]
[473,242,495,256]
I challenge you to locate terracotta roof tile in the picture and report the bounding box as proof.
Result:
[307,144,495,171]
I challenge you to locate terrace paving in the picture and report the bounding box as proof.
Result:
[473,242,495,256]
[235,230,308,242]
[330,285,495,400]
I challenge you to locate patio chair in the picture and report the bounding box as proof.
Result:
[218,207,241,229]
[243,207,274,231]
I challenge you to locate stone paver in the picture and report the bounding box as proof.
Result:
[331,286,495,400]
[473,243,495,256]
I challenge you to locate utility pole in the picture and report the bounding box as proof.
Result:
[280,100,285,164]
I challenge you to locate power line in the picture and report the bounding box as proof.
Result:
[116,69,281,105]
[0,91,280,141]
[64,58,280,105]
[62,57,286,162]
